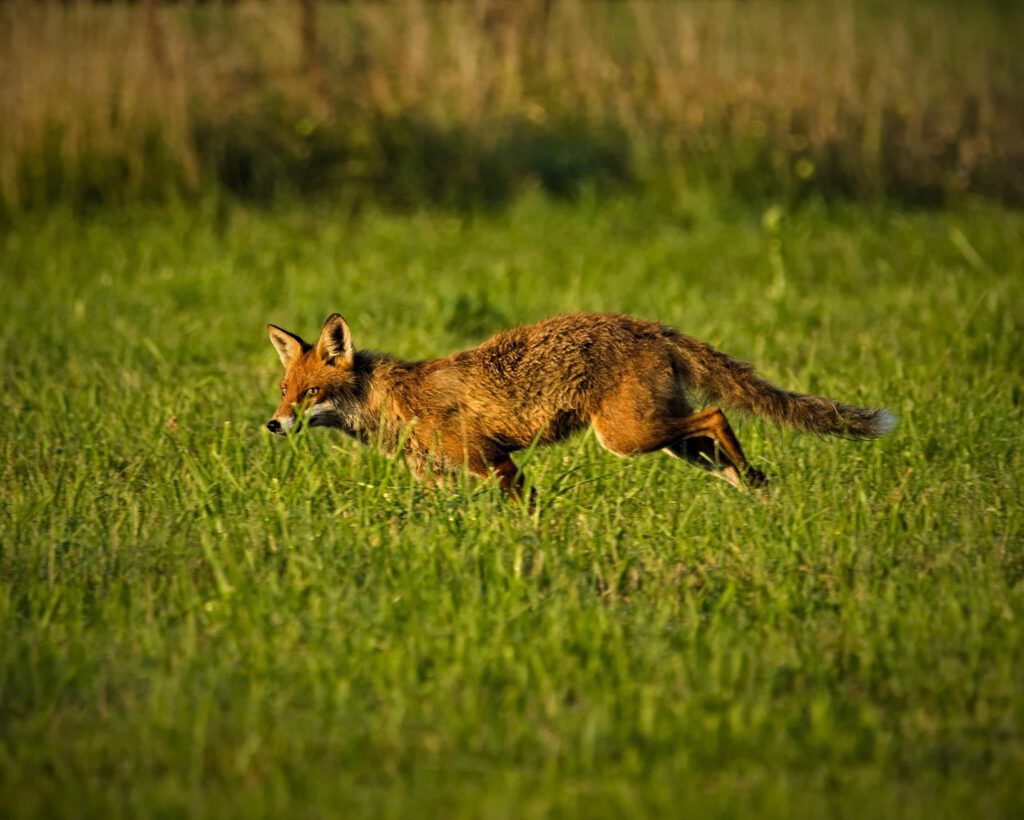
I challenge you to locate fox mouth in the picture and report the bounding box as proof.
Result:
[266,404,340,436]
[266,416,324,435]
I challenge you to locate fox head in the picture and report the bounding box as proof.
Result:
[266,313,361,436]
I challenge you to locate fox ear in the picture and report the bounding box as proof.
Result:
[316,313,354,366]
[268,324,306,367]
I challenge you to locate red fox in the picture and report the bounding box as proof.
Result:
[267,312,895,494]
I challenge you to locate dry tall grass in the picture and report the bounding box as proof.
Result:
[1,0,1021,212]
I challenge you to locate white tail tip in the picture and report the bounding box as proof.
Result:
[873,409,898,436]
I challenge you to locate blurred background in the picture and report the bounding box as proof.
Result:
[2,0,1021,217]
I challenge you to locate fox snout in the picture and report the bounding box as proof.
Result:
[266,415,297,435]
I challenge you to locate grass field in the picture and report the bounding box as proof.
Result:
[1,192,1023,818]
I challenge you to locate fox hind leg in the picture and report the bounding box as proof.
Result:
[593,402,766,489]
[665,407,767,488]
[663,436,745,488]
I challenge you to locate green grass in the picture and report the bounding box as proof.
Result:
[1,192,1022,818]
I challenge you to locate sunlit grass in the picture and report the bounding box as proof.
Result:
[1,193,1022,817]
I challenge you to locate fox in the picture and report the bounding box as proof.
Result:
[266,312,896,495]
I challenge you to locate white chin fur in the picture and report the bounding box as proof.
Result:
[306,402,333,421]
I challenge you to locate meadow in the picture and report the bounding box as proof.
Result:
[3,0,1024,816]
[1,191,1022,817]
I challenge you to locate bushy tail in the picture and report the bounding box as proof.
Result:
[670,334,897,438]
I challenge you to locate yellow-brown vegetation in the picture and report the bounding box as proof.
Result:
[1,0,1020,211]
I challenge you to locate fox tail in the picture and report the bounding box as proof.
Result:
[669,333,897,438]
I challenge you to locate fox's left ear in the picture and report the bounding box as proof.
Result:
[316,313,354,366]
[268,324,306,368]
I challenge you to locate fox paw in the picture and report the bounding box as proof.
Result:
[745,467,769,488]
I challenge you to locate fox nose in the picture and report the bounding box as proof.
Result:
[266,419,281,433]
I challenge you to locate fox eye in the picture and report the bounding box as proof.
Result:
[305,386,320,398]
[280,385,286,396]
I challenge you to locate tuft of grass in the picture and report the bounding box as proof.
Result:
[1,0,1022,215]
[1,192,1022,817]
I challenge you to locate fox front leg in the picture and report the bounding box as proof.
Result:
[489,458,527,499]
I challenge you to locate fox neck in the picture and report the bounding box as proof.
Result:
[337,351,419,452]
